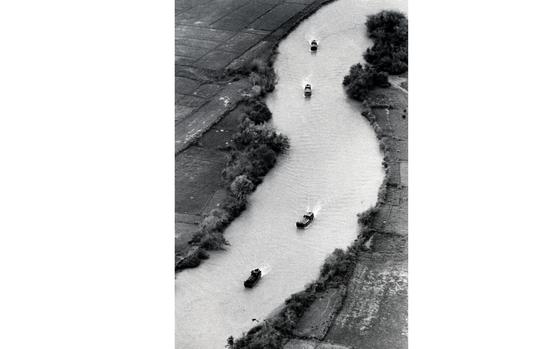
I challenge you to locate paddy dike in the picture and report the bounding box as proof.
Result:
[175,0,335,254]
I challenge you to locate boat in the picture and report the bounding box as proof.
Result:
[304,84,312,97]
[310,40,318,52]
[244,268,262,288]
[296,211,314,228]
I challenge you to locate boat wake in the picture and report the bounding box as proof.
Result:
[258,264,272,276]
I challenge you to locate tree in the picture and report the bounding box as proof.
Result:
[343,63,389,101]
[230,175,255,200]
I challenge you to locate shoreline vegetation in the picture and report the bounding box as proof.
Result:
[175,59,289,271]
[176,0,340,272]
[342,10,408,102]
[232,10,408,348]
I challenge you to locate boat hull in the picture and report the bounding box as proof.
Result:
[244,277,260,288]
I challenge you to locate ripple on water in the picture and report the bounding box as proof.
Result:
[176,0,407,348]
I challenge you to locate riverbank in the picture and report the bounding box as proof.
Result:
[232,9,408,349]
[233,81,407,349]
[175,0,337,269]
[322,82,408,349]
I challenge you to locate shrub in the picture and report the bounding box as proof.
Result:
[200,208,231,233]
[222,195,248,219]
[230,175,255,200]
[366,10,408,45]
[245,98,272,124]
[343,63,389,101]
[247,58,277,94]
[222,151,255,183]
[233,325,283,349]
[192,231,228,250]
[357,206,380,228]
[319,248,354,285]
[363,10,408,75]
[246,144,278,178]
[363,44,408,75]
[232,122,289,154]
[175,247,204,269]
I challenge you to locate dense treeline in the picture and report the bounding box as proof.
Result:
[176,98,289,271]
[343,10,408,101]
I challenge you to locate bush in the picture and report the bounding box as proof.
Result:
[247,58,277,95]
[230,175,255,200]
[232,122,289,154]
[363,44,408,75]
[319,248,355,285]
[222,151,255,183]
[175,247,204,269]
[233,325,283,349]
[246,144,278,178]
[342,11,407,99]
[191,231,228,250]
[366,10,408,45]
[343,63,389,101]
[357,206,380,229]
[200,208,231,233]
[245,98,272,124]
[222,121,289,185]
[222,195,248,220]
[363,10,408,75]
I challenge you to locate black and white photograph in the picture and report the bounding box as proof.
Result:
[2,1,560,349]
[174,1,407,348]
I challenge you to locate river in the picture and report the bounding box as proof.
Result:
[176,0,407,348]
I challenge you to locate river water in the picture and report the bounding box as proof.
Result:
[176,0,407,348]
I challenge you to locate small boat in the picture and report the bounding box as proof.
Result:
[310,40,318,52]
[304,84,312,97]
[244,268,262,288]
[296,211,314,229]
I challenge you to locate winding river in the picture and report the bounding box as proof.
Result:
[176,0,407,347]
